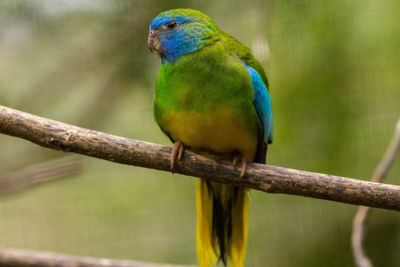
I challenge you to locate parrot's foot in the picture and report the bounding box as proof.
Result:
[233,154,247,178]
[171,141,185,172]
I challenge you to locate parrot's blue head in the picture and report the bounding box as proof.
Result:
[148,9,218,63]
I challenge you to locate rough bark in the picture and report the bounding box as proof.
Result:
[1,105,399,211]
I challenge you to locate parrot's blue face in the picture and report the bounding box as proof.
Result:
[148,9,217,63]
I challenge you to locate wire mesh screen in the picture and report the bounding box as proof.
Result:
[0,1,399,266]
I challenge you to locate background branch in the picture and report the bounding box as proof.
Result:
[0,248,193,267]
[0,105,400,210]
[0,156,82,196]
[352,118,400,267]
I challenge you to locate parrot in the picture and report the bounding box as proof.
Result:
[148,9,273,267]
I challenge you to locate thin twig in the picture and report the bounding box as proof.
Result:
[0,248,194,267]
[0,105,400,210]
[352,118,400,267]
[0,156,83,195]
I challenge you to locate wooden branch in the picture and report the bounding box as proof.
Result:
[0,105,400,211]
[352,118,400,267]
[0,248,193,267]
[0,156,82,195]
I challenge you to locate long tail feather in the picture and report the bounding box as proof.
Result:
[196,179,249,267]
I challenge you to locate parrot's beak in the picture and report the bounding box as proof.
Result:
[148,29,162,54]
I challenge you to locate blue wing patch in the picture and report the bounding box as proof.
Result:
[244,64,273,144]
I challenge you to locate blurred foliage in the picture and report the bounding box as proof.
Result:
[0,0,399,266]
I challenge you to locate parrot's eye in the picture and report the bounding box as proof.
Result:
[166,21,178,29]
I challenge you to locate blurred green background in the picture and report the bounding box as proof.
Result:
[0,0,399,266]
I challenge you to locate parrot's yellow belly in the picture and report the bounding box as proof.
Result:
[160,107,257,162]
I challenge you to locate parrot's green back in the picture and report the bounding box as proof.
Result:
[150,9,273,267]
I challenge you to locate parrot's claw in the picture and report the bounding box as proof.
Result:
[171,141,185,172]
[233,154,247,178]
[233,155,239,168]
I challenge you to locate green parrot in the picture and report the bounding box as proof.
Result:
[148,9,273,267]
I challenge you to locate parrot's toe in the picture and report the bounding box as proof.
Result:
[171,140,185,172]
[233,153,247,178]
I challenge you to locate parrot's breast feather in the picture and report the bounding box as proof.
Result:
[159,108,257,162]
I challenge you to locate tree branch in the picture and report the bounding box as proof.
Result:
[352,118,400,267]
[0,248,193,267]
[0,105,399,211]
[0,156,82,195]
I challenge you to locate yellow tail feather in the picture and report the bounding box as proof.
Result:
[196,178,249,267]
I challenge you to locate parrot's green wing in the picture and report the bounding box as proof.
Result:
[221,32,273,163]
[221,32,269,89]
